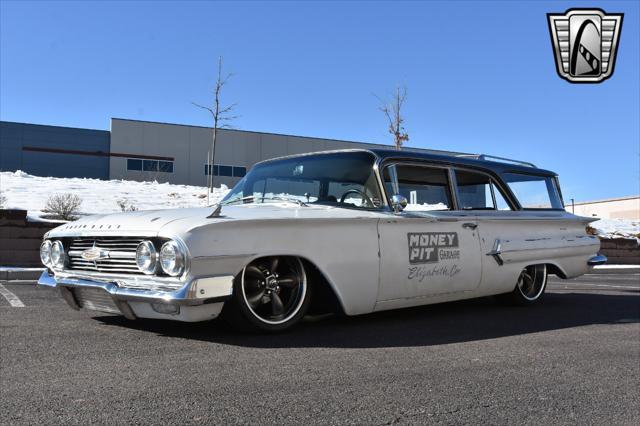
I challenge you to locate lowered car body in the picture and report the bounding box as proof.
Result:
[38,149,604,332]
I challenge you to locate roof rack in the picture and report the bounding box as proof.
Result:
[455,154,537,168]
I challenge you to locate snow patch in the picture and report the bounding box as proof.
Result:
[0,170,230,221]
[589,218,640,239]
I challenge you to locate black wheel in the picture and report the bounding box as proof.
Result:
[500,264,548,306]
[222,256,311,332]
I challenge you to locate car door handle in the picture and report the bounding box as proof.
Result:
[462,223,478,230]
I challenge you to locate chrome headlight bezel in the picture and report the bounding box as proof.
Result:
[40,240,52,267]
[159,240,185,277]
[135,241,158,275]
[50,240,66,270]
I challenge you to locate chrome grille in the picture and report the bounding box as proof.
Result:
[67,237,143,274]
[74,287,122,314]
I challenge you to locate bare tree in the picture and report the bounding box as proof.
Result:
[193,56,238,203]
[116,198,138,212]
[376,86,409,150]
[43,193,82,221]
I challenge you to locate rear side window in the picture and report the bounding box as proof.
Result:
[383,164,452,211]
[502,173,563,209]
[455,170,512,210]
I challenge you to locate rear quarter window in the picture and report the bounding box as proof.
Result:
[502,173,563,209]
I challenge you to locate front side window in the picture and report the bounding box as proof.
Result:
[455,170,512,210]
[222,151,383,209]
[383,164,452,211]
[502,173,563,209]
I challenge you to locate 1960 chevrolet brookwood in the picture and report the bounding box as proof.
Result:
[37,149,605,332]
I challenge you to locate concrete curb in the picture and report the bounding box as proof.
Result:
[0,269,45,281]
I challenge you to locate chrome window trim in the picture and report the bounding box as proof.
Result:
[450,166,519,211]
[501,170,565,211]
[374,158,523,212]
[554,176,565,207]
[375,159,458,212]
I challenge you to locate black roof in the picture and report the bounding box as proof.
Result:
[366,148,557,176]
[258,148,557,177]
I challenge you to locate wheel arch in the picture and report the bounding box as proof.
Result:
[543,262,568,279]
[236,254,347,316]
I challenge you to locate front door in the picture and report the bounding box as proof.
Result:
[377,163,482,302]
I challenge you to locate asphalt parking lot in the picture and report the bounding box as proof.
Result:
[1,274,639,425]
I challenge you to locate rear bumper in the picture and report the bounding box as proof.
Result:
[587,255,608,266]
[37,270,234,322]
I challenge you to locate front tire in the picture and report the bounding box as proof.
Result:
[222,256,311,332]
[500,264,548,306]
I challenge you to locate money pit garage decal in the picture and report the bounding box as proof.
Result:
[408,232,460,264]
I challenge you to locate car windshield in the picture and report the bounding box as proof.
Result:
[221,151,384,209]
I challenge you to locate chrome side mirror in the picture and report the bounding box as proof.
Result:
[391,194,408,213]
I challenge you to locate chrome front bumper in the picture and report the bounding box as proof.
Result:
[37,270,234,320]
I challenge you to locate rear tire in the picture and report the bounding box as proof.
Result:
[499,264,548,306]
[221,256,311,333]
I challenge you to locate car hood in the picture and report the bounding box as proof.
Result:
[46,203,383,238]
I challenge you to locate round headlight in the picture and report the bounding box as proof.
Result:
[136,241,157,275]
[40,240,52,266]
[159,241,185,277]
[50,240,65,269]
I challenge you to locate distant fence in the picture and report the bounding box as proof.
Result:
[0,210,60,267]
[599,238,640,265]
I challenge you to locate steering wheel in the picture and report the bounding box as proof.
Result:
[339,189,375,208]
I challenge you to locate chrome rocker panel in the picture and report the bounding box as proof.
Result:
[37,270,234,322]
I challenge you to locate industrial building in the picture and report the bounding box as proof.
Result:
[0,121,110,180]
[566,196,640,220]
[3,118,639,221]
[1,118,461,187]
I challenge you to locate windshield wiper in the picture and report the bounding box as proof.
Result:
[208,195,255,217]
[217,195,308,208]
[259,196,308,207]
[220,195,256,206]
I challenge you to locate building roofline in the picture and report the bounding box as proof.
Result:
[0,120,108,133]
[109,117,463,156]
[572,195,640,205]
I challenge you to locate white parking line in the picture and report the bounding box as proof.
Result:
[0,283,25,307]
[584,274,640,278]
[549,282,640,290]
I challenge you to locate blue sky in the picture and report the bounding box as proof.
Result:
[1,0,638,201]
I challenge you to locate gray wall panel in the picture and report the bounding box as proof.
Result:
[0,121,110,179]
[109,118,461,188]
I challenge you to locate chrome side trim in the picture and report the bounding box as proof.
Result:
[486,239,504,266]
[587,255,608,266]
[455,153,537,168]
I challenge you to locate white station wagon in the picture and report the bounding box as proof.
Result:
[38,149,605,332]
